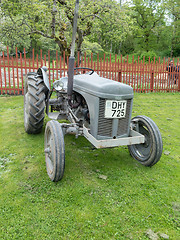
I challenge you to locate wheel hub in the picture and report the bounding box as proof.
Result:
[143,134,150,148]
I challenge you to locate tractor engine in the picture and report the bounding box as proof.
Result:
[49,72,133,141]
[73,72,134,140]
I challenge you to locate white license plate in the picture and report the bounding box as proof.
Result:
[105,100,127,118]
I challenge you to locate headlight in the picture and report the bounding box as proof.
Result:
[53,80,64,91]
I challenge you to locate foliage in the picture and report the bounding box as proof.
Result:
[131,0,166,52]
[88,2,135,54]
[0,42,7,53]
[0,93,180,239]
[139,50,158,62]
[0,0,134,58]
[0,0,179,58]
[166,0,180,57]
[81,38,103,57]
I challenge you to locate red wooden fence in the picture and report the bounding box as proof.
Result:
[0,46,179,95]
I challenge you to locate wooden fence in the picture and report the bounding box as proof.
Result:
[0,46,180,95]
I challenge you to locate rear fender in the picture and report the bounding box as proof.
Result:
[37,66,50,91]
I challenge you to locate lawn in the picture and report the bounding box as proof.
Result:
[0,93,179,240]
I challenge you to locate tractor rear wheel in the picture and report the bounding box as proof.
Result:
[128,115,163,167]
[24,73,46,134]
[44,120,65,182]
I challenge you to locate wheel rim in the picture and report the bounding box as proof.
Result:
[133,122,153,161]
[44,121,65,181]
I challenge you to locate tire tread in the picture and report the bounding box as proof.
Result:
[24,73,46,134]
[128,115,163,167]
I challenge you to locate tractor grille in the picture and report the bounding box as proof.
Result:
[117,99,131,136]
[97,98,131,138]
[98,99,113,137]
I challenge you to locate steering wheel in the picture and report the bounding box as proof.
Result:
[74,67,94,75]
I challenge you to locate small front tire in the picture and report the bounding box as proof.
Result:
[44,120,65,182]
[128,115,163,167]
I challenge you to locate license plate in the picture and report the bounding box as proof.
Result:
[105,100,127,118]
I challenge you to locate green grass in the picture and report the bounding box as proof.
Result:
[0,93,180,239]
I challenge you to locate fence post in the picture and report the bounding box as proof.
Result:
[3,52,7,94]
[178,71,180,92]
[150,70,154,92]
[118,70,122,82]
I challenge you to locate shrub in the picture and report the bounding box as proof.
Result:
[81,39,104,57]
[140,50,158,62]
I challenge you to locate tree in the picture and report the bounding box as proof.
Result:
[167,0,180,57]
[0,0,133,58]
[88,2,135,54]
[131,0,166,52]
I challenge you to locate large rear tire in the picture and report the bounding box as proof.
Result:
[24,73,46,134]
[128,115,163,167]
[44,120,65,182]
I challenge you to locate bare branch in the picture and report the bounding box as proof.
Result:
[30,30,53,39]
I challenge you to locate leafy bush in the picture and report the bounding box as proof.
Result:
[140,51,158,62]
[0,43,7,56]
[81,39,104,57]
[157,49,171,58]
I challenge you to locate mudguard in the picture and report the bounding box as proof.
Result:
[37,66,50,91]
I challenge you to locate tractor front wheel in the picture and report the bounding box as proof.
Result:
[128,115,163,167]
[44,120,65,182]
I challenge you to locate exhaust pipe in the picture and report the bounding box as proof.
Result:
[67,0,79,100]
[67,56,75,97]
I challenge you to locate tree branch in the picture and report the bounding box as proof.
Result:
[30,30,54,39]
[81,14,105,23]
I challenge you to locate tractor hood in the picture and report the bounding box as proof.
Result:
[73,72,133,100]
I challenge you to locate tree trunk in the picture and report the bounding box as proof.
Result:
[145,33,150,52]
[171,24,176,58]
[76,28,83,64]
